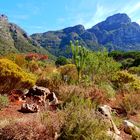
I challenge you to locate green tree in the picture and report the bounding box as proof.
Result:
[55,56,69,67]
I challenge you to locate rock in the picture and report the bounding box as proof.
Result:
[124,120,140,135]
[20,103,39,113]
[98,105,120,135]
[47,92,59,106]
[26,85,50,97]
[107,130,123,140]
[25,85,51,105]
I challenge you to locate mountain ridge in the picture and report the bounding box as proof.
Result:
[0,14,51,56]
[0,13,140,57]
[31,13,140,56]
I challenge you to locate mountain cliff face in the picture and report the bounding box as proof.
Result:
[31,25,100,56]
[0,14,49,55]
[31,13,140,56]
[88,13,140,51]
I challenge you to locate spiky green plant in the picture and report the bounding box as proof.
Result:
[70,41,89,82]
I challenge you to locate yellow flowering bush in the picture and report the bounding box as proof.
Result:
[0,59,36,94]
[113,70,140,90]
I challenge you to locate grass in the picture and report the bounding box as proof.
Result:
[0,95,9,109]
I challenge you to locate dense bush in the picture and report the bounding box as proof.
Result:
[109,51,140,61]
[59,64,78,83]
[120,58,134,69]
[0,59,36,94]
[98,82,116,99]
[58,85,106,109]
[60,96,109,140]
[112,71,140,90]
[119,93,140,115]
[128,66,140,76]
[55,56,69,66]
[0,120,54,140]
[85,50,121,83]
[109,51,140,69]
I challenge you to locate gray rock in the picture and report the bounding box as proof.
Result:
[20,103,39,113]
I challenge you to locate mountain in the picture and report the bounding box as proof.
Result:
[0,14,50,55]
[31,13,140,56]
[88,13,140,51]
[31,25,100,56]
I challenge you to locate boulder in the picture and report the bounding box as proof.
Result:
[26,85,50,97]
[98,105,120,135]
[25,85,51,105]
[20,103,39,113]
[47,92,59,105]
[107,130,123,140]
[124,120,140,136]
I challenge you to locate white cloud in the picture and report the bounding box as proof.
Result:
[122,1,140,15]
[136,19,140,25]
[84,3,116,28]
[66,1,140,29]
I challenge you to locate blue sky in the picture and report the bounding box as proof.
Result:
[0,0,140,34]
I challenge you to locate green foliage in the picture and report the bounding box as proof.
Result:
[85,50,121,83]
[99,82,116,99]
[133,58,140,67]
[0,95,9,109]
[60,96,109,140]
[0,59,36,93]
[112,71,140,90]
[109,51,140,61]
[55,56,70,66]
[70,41,89,82]
[128,66,140,76]
[120,58,134,69]
[109,51,140,69]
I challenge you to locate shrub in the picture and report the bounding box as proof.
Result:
[128,66,140,76]
[99,82,116,99]
[55,56,69,66]
[14,54,27,68]
[0,59,36,94]
[119,93,140,115]
[36,72,62,92]
[85,50,121,84]
[0,95,9,109]
[25,53,48,61]
[120,58,134,69]
[112,71,140,90]
[0,120,54,140]
[60,96,109,140]
[58,85,107,113]
[59,64,78,83]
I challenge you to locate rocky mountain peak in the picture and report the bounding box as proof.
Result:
[106,13,131,25]
[63,24,85,35]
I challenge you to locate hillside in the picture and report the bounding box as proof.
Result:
[0,14,49,55]
[31,13,140,56]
